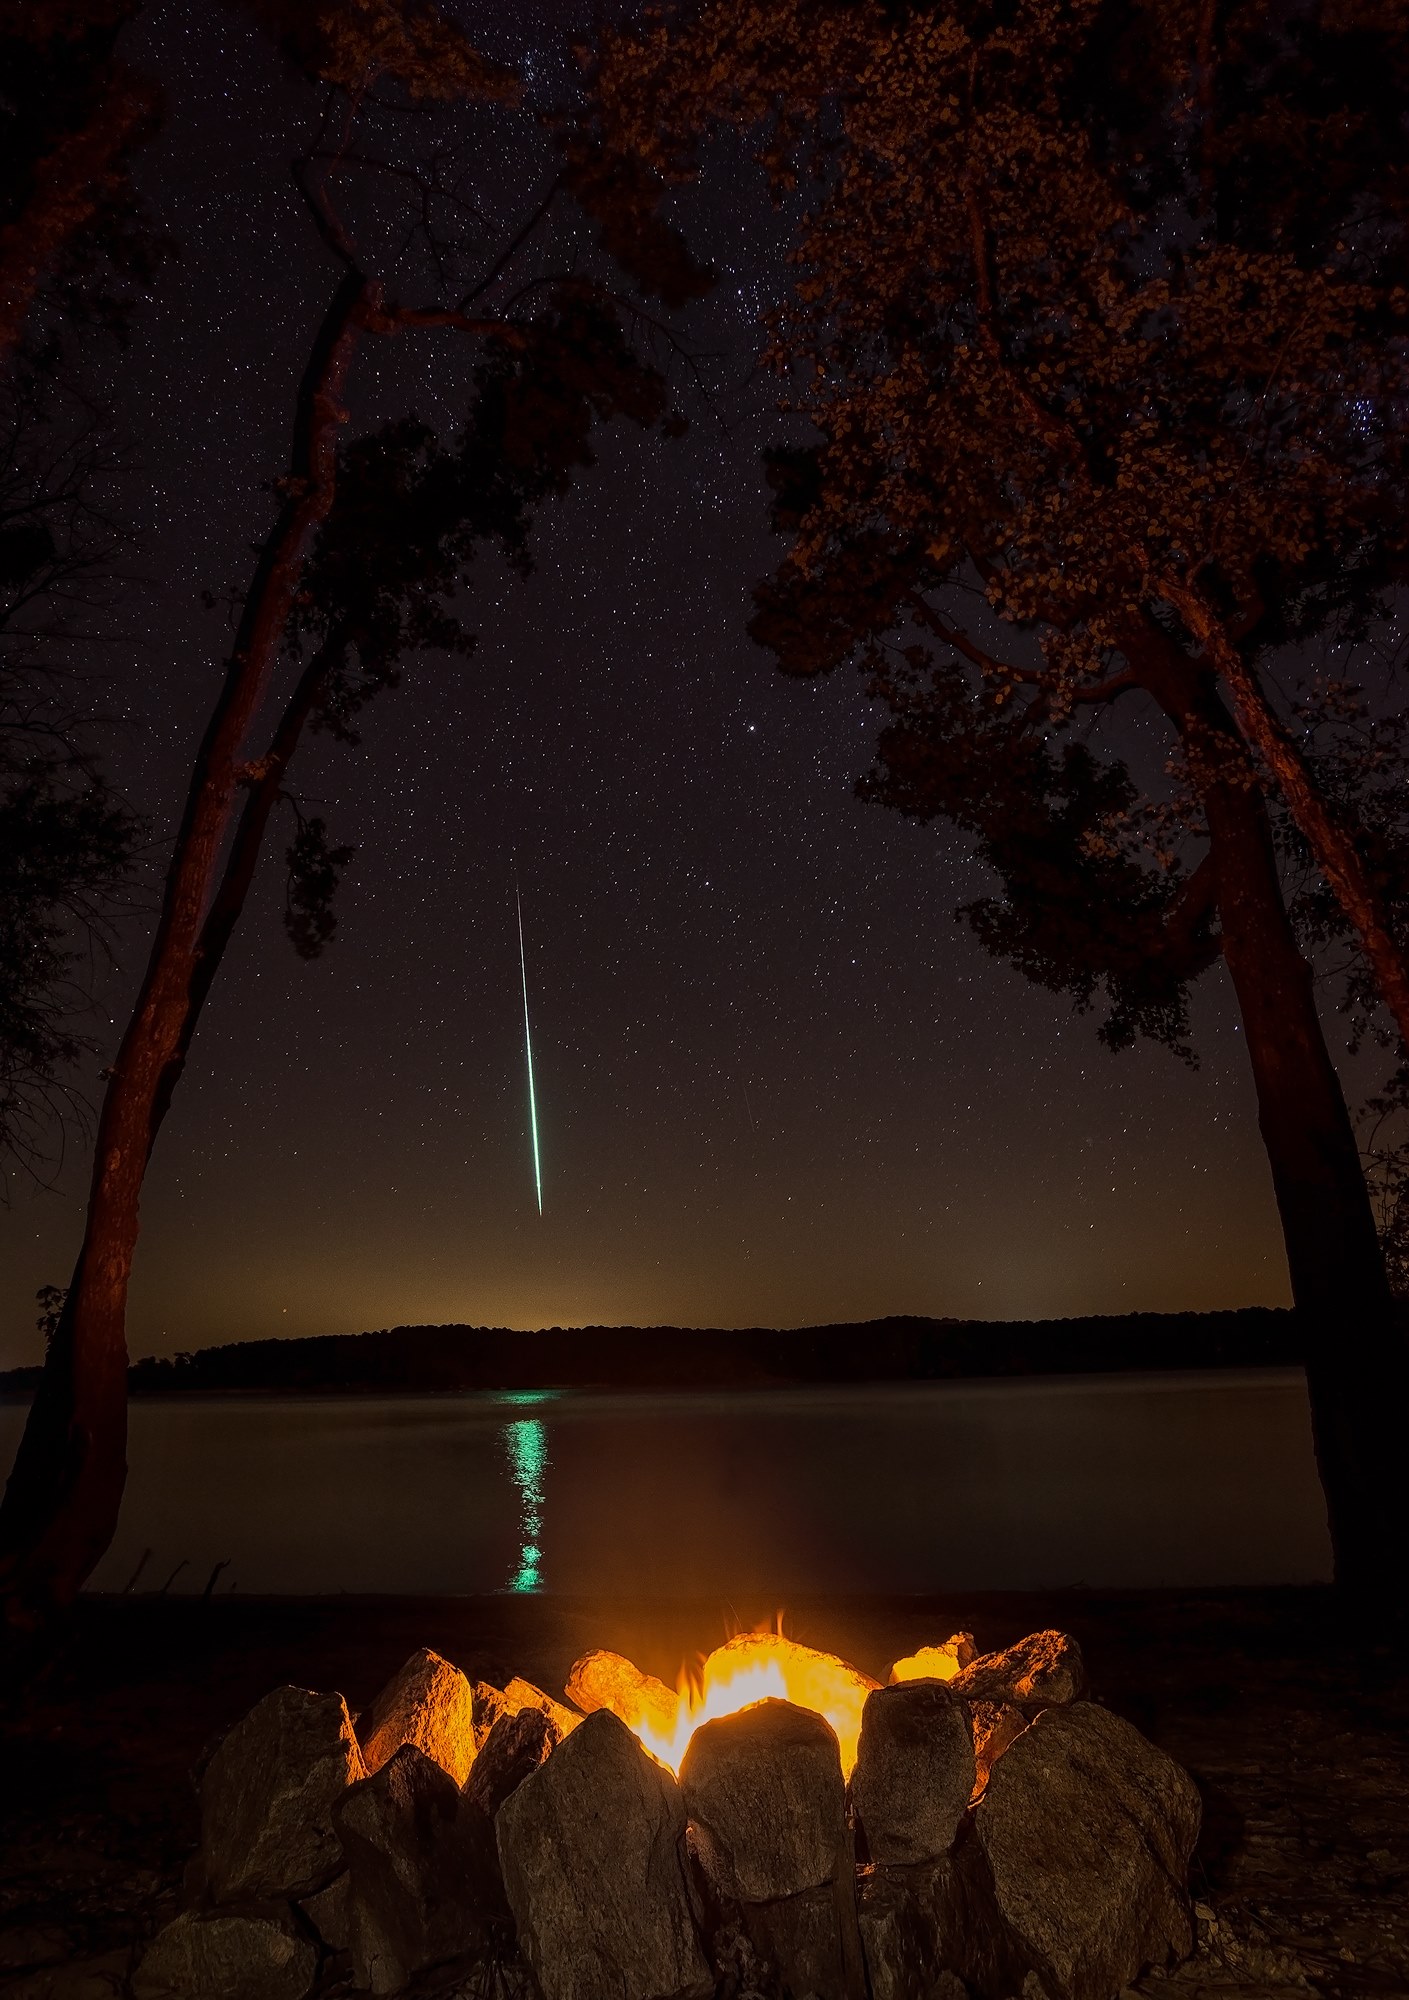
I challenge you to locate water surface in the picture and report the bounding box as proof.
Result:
[0,1370,1332,1595]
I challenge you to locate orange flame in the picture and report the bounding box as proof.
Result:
[625,1633,879,1778]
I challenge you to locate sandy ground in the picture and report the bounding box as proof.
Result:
[0,1588,1405,1999]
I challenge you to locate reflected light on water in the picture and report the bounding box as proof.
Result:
[503,1412,549,1592]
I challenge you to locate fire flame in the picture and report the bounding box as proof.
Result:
[621,1633,879,1778]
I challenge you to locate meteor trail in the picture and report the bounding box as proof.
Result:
[515,881,543,1216]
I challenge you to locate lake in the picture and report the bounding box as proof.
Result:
[0,1370,1332,1596]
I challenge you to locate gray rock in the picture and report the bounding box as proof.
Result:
[298,1872,351,1952]
[952,1631,1087,1716]
[496,1708,710,2000]
[131,1910,316,2000]
[462,1705,562,1923]
[856,1844,1029,2000]
[471,1681,511,1748]
[971,1701,1028,1802]
[857,1865,969,2000]
[467,1704,560,1817]
[679,1697,847,1902]
[852,1682,975,1865]
[200,1685,364,1903]
[681,1699,864,2000]
[742,1881,863,2000]
[975,1701,1201,2000]
[359,1647,478,1786]
[334,1743,486,1995]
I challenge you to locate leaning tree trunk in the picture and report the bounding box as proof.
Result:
[0,270,368,1627]
[1134,626,1409,1591]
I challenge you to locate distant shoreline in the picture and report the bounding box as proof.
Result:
[0,1307,1307,1401]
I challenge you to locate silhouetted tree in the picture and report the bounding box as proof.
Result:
[0,354,139,1185]
[0,0,702,1625]
[0,0,161,359]
[595,0,1409,1585]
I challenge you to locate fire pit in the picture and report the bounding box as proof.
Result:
[133,1627,1201,2000]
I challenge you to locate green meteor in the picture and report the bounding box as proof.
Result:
[515,882,543,1216]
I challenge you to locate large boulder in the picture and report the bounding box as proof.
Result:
[131,1910,316,2000]
[200,1686,364,1903]
[358,1648,478,1786]
[974,1701,1201,2000]
[496,1708,710,2000]
[952,1631,1087,1716]
[565,1648,682,1745]
[298,1873,351,1953]
[856,1865,969,2000]
[851,1682,976,1865]
[680,1697,847,1903]
[462,1705,562,1922]
[856,1850,1028,2000]
[680,1699,862,2000]
[334,1743,486,1995]
[886,1635,976,1685]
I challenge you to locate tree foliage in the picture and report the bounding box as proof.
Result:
[0,356,138,1182]
[595,0,1409,1045]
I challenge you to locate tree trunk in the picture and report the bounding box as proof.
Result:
[0,270,367,1627]
[1161,575,1409,1055]
[1133,626,1409,1590]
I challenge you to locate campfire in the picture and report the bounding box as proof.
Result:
[133,1626,1202,2000]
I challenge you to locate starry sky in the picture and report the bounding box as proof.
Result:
[0,0,1309,1370]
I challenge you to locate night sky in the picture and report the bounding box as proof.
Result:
[0,0,1305,1369]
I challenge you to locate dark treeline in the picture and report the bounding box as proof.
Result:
[0,1309,1304,1399]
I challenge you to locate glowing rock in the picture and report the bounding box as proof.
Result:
[952,1630,1087,1714]
[359,1648,477,1787]
[886,1633,976,1685]
[565,1648,682,1744]
[502,1675,583,1739]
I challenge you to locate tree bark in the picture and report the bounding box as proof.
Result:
[0,270,368,1625]
[1160,575,1409,1055]
[1130,624,1409,1589]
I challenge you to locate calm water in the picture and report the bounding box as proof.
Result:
[0,1371,1332,1595]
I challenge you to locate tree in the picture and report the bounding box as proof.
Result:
[0,0,701,1626]
[0,353,139,1185]
[0,0,161,361]
[595,0,1409,1584]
